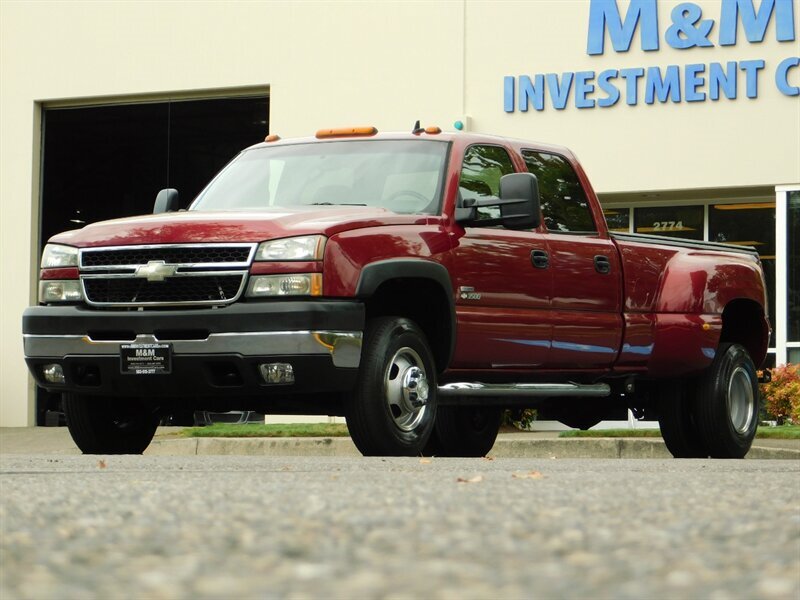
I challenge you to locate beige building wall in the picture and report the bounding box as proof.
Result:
[1,0,798,425]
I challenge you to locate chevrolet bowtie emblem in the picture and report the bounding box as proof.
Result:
[134,260,177,282]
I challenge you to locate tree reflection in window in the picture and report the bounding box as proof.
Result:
[522,151,596,233]
[459,145,515,221]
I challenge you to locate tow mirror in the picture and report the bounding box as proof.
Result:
[455,173,540,230]
[153,188,180,214]
[498,172,540,229]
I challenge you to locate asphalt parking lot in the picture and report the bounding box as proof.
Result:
[1,454,798,599]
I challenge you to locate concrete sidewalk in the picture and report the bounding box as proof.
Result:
[1,427,798,459]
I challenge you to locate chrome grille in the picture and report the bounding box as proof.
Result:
[83,275,245,305]
[79,244,255,307]
[80,244,255,269]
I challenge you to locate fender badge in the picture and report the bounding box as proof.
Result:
[459,286,481,300]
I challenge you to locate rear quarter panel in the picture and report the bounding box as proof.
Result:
[614,238,768,376]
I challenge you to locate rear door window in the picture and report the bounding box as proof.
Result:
[521,151,596,233]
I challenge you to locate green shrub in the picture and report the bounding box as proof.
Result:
[761,363,800,425]
[503,408,538,430]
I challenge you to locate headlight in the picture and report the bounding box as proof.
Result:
[255,236,326,261]
[41,244,79,268]
[247,274,322,297]
[39,280,83,303]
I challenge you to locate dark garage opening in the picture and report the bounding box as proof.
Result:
[37,95,269,425]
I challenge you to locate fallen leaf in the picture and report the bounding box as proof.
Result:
[419,458,432,464]
[512,470,543,480]
[97,459,107,469]
[483,456,495,461]
[457,475,483,484]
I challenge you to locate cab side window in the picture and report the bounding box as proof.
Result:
[459,145,516,221]
[521,150,596,233]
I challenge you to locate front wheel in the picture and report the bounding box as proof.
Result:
[63,393,160,454]
[693,343,759,458]
[345,317,437,456]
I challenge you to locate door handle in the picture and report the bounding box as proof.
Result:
[594,255,611,274]
[531,250,549,269]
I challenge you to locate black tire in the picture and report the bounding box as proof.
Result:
[63,393,160,454]
[345,317,437,456]
[657,380,708,458]
[428,406,502,457]
[693,343,759,458]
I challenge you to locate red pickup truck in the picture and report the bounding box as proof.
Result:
[24,127,770,459]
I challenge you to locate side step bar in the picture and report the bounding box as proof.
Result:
[438,382,610,398]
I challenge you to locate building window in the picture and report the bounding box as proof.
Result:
[788,191,800,344]
[603,208,630,232]
[634,205,704,240]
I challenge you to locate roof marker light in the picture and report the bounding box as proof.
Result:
[264,134,281,142]
[316,127,378,139]
[424,126,441,134]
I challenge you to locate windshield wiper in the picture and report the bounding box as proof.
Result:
[308,202,367,206]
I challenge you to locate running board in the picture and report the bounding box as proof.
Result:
[438,382,610,398]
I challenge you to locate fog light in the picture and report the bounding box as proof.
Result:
[259,363,294,384]
[42,364,65,384]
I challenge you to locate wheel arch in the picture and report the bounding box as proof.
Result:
[719,298,770,368]
[355,259,455,372]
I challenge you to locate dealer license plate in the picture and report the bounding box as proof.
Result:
[120,343,172,375]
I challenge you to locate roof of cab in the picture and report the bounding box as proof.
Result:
[245,129,575,158]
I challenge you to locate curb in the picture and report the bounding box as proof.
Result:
[144,437,800,460]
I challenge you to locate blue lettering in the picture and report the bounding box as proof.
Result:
[620,67,646,105]
[587,0,659,55]
[645,65,682,103]
[776,56,800,96]
[519,75,545,111]
[575,71,596,108]
[597,69,621,107]
[546,73,574,110]
[666,3,714,49]
[709,61,738,100]
[719,0,796,46]
[739,59,764,97]
[685,63,706,101]
[504,76,515,112]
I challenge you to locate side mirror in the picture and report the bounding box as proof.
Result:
[455,173,541,230]
[153,188,180,214]
[498,172,540,230]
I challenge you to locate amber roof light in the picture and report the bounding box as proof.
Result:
[315,127,378,139]
[264,134,281,142]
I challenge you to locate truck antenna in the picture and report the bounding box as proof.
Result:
[412,120,424,134]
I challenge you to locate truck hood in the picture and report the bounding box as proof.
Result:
[49,207,428,248]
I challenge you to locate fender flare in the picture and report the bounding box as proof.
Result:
[355,258,456,368]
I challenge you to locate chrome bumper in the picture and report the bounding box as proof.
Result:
[23,330,363,369]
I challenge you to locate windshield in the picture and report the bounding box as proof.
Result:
[191,140,449,215]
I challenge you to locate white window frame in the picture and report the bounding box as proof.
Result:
[776,185,800,366]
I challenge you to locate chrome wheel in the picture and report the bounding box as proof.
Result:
[384,347,429,432]
[727,366,755,434]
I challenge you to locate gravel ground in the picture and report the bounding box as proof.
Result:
[1,455,798,600]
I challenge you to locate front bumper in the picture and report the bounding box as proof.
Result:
[23,300,364,398]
